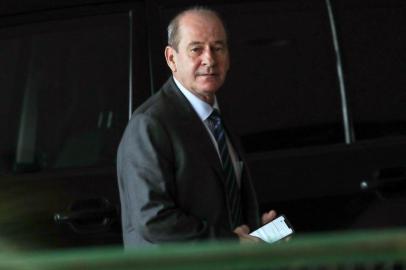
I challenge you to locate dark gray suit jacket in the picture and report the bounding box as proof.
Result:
[117,78,260,247]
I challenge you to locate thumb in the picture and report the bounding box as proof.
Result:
[262,210,277,225]
[233,225,250,235]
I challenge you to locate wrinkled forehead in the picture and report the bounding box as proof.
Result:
[178,12,227,45]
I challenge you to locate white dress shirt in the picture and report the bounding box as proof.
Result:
[173,77,242,187]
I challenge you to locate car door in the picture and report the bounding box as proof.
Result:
[0,4,149,251]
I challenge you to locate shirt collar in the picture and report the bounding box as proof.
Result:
[173,76,219,121]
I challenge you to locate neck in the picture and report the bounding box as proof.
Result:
[172,76,215,105]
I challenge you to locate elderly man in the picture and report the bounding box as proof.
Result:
[117,6,275,247]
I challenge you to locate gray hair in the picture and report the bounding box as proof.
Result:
[167,6,227,51]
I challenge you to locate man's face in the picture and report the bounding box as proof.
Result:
[165,12,230,103]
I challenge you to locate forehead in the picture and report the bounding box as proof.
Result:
[178,12,227,45]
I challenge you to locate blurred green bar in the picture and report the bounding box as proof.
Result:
[1,229,406,270]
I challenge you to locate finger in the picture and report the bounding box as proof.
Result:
[263,210,277,219]
[233,224,250,235]
[262,210,277,224]
[239,234,264,244]
[240,225,250,234]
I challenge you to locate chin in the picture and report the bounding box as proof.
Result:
[201,87,219,95]
[201,83,222,93]
[197,77,223,89]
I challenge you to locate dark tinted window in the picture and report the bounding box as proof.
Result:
[0,38,23,172]
[219,0,344,153]
[335,0,406,141]
[0,13,129,173]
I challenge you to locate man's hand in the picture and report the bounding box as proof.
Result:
[261,210,292,243]
[261,210,277,225]
[233,209,278,244]
[233,225,263,244]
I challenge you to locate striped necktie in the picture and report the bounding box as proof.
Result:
[207,109,242,229]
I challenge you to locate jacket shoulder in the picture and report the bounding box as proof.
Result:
[132,78,188,120]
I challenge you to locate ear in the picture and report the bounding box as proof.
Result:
[165,46,177,72]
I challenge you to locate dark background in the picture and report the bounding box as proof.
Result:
[0,0,405,250]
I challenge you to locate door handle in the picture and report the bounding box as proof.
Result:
[54,198,118,234]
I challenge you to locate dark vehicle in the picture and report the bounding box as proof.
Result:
[0,0,405,250]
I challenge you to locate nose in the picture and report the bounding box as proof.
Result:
[201,47,216,67]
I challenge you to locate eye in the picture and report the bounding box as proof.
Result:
[213,46,225,53]
[190,47,202,53]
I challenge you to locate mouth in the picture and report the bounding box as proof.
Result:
[196,73,218,78]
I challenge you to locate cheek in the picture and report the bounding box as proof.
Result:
[192,59,202,68]
[179,62,194,76]
[190,63,201,75]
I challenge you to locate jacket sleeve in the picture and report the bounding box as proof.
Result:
[117,113,233,244]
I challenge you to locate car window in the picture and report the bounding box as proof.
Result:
[0,13,129,173]
[334,0,406,142]
[219,0,345,153]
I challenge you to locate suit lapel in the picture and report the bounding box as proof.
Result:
[162,78,224,180]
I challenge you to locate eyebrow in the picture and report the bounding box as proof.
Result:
[187,40,227,47]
